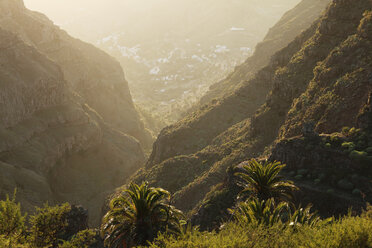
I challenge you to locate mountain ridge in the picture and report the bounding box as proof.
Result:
[0,0,150,226]
[133,0,371,227]
[0,0,153,148]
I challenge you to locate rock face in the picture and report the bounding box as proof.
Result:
[0,29,67,129]
[200,0,331,105]
[134,0,372,228]
[0,1,147,225]
[146,0,330,168]
[0,0,153,149]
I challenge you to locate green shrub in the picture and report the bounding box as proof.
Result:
[348,127,360,137]
[342,142,355,150]
[330,134,342,144]
[29,203,72,247]
[59,229,98,248]
[349,150,368,162]
[342,126,351,135]
[0,191,26,243]
[0,236,29,248]
[148,212,372,248]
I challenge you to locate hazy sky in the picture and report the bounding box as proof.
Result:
[23,0,300,42]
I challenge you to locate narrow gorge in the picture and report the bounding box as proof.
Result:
[0,0,371,247]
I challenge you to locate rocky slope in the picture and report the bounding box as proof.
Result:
[0,1,147,226]
[146,0,330,168]
[0,0,153,148]
[133,0,371,228]
[200,0,331,105]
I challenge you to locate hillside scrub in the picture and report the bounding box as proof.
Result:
[147,208,372,248]
[0,195,95,248]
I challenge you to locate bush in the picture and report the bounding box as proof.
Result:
[148,212,372,248]
[342,142,355,150]
[349,150,368,162]
[60,229,99,248]
[348,128,360,137]
[330,135,342,145]
[0,191,26,242]
[0,236,29,248]
[342,126,351,136]
[29,203,72,247]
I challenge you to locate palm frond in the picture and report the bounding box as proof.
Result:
[101,182,184,247]
[235,159,298,202]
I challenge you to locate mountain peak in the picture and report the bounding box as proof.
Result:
[0,0,25,9]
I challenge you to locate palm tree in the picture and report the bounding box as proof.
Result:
[288,204,322,228]
[235,159,298,202]
[101,182,183,248]
[231,198,288,226]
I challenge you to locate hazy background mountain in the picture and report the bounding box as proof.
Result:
[24,0,300,127]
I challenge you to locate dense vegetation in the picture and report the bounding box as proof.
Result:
[148,211,372,248]
[101,183,183,247]
[1,161,371,247]
[144,160,371,248]
[0,193,99,248]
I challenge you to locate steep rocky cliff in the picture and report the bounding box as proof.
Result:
[0,0,153,148]
[200,0,331,105]
[146,0,330,168]
[0,1,147,225]
[134,0,371,227]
